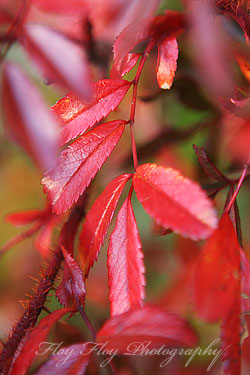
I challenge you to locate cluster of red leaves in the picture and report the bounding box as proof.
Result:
[1,0,250,375]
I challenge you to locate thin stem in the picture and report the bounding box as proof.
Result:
[129,40,155,170]
[0,222,42,260]
[226,155,250,213]
[78,304,96,341]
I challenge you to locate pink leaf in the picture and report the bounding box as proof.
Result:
[133,163,218,240]
[193,214,240,322]
[57,246,85,308]
[35,343,90,375]
[52,79,131,144]
[42,120,126,214]
[22,25,92,100]
[108,190,145,316]
[1,62,58,171]
[97,305,197,352]
[10,308,72,375]
[156,37,178,90]
[79,173,132,276]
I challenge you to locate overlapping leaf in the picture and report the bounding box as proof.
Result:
[52,79,131,144]
[21,25,92,100]
[133,163,218,240]
[1,62,58,171]
[110,53,141,79]
[108,190,145,316]
[97,305,197,352]
[35,343,90,375]
[79,173,132,276]
[10,308,72,375]
[156,37,178,89]
[57,246,85,308]
[112,11,185,78]
[193,214,240,322]
[42,120,126,214]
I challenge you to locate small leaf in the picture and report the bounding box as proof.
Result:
[52,79,131,144]
[79,173,132,276]
[110,53,141,79]
[133,163,218,240]
[56,246,85,308]
[97,305,197,352]
[1,62,58,171]
[5,209,45,227]
[108,190,145,316]
[10,308,72,375]
[35,343,90,375]
[193,144,228,183]
[22,25,92,100]
[156,37,178,90]
[42,120,126,214]
[193,214,240,322]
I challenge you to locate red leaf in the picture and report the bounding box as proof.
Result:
[110,53,141,79]
[33,214,60,257]
[193,214,240,322]
[22,25,92,100]
[10,308,72,375]
[108,190,145,316]
[33,0,88,14]
[193,144,228,183]
[35,343,90,375]
[79,173,132,276]
[42,120,126,214]
[57,246,85,308]
[133,163,218,240]
[241,249,250,314]
[221,292,241,375]
[113,11,185,77]
[97,305,197,352]
[1,62,58,171]
[156,37,178,90]
[52,79,131,144]
[5,209,45,226]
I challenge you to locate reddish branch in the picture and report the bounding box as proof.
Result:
[0,195,87,374]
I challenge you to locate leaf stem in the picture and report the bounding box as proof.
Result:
[226,155,250,213]
[129,40,155,170]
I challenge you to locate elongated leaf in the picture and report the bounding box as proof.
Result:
[193,144,228,183]
[133,163,218,240]
[42,120,126,214]
[22,25,92,100]
[221,293,241,375]
[193,214,240,322]
[1,62,58,171]
[79,174,132,276]
[11,308,72,375]
[5,209,45,226]
[97,305,197,352]
[108,190,145,316]
[156,37,178,89]
[35,343,90,375]
[241,249,250,314]
[52,79,131,144]
[57,246,85,308]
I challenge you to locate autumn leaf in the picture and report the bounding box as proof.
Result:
[52,79,131,144]
[193,214,240,322]
[56,246,85,308]
[108,190,145,316]
[156,37,178,90]
[79,173,132,276]
[110,53,141,79]
[1,62,58,171]
[133,163,218,240]
[10,308,72,375]
[97,305,197,352]
[35,343,90,375]
[42,120,126,214]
